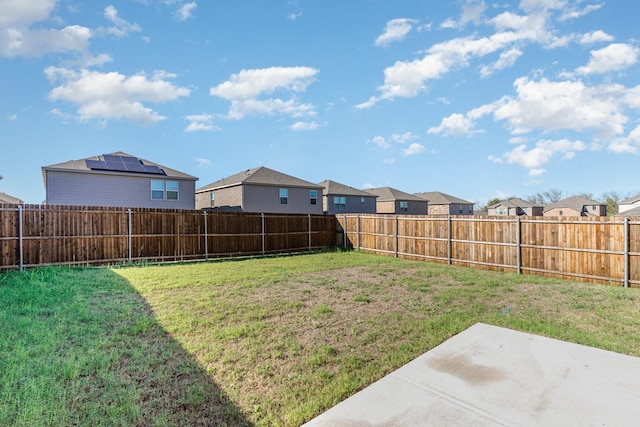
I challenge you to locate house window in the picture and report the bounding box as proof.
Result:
[210,192,215,207]
[361,197,365,205]
[592,205,597,211]
[333,196,346,210]
[459,205,463,214]
[279,188,288,205]
[497,207,506,215]
[310,190,317,205]
[559,210,564,216]
[151,180,165,200]
[399,201,409,212]
[166,181,179,200]
[151,180,179,201]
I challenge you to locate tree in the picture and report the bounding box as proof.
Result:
[527,188,563,206]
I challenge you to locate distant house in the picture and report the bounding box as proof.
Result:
[616,206,640,217]
[365,187,428,215]
[618,194,640,214]
[42,152,198,209]
[0,191,23,204]
[543,196,607,217]
[488,198,543,216]
[414,191,474,215]
[196,166,323,214]
[318,180,377,215]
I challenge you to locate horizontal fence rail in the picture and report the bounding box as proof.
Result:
[337,214,639,288]
[0,204,337,270]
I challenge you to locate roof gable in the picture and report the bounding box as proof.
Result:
[489,198,540,209]
[0,191,23,204]
[543,195,604,213]
[198,166,322,192]
[620,194,640,204]
[318,180,377,197]
[42,151,197,182]
[365,187,426,202]
[414,191,472,205]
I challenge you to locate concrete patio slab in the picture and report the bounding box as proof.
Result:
[303,323,640,426]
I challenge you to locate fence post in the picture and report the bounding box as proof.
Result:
[343,214,347,249]
[356,214,360,250]
[127,209,132,264]
[18,205,23,271]
[261,213,265,255]
[516,217,522,274]
[308,214,312,252]
[624,217,629,288]
[447,216,452,265]
[394,216,398,258]
[203,210,208,261]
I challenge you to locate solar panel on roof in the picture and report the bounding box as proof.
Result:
[85,154,166,175]
[102,154,122,163]
[142,165,165,175]
[85,159,107,169]
[121,156,140,164]
[124,162,145,172]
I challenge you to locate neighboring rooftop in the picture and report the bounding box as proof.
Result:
[0,191,23,204]
[197,166,322,192]
[318,180,376,197]
[42,151,197,186]
[543,195,604,213]
[365,187,426,202]
[414,191,472,205]
[489,198,541,209]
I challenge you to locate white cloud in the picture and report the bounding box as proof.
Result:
[289,121,319,131]
[490,138,586,174]
[579,30,614,45]
[0,0,92,57]
[460,0,487,26]
[184,113,219,132]
[103,5,141,37]
[375,18,417,47]
[558,3,603,22]
[175,2,197,22]
[493,77,627,138]
[575,43,639,75]
[480,48,522,78]
[391,132,418,144]
[46,67,190,125]
[402,142,425,156]
[428,113,478,136]
[6,114,17,121]
[210,66,318,119]
[369,136,391,149]
[195,158,211,168]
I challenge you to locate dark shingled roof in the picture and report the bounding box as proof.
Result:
[318,180,377,197]
[365,187,426,202]
[414,191,473,205]
[197,166,322,193]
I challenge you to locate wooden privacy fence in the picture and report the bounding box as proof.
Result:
[337,214,640,288]
[0,205,337,270]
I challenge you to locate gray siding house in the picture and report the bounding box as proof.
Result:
[414,191,474,215]
[488,198,543,216]
[365,187,428,215]
[319,180,377,214]
[42,152,198,209]
[543,196,607,217]
[196,166,323,214]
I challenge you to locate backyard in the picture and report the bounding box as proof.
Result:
[1,251,640,426]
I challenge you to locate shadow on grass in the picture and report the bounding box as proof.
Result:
[0,267,251,426]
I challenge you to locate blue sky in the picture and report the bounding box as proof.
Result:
[1,0,639,205]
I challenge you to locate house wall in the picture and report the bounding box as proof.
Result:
[376,200,427,214]
[543,207,581,217]
[428,204,449,215]
[324,195,377,215]
[45,170,196,209]
[242,184,323,214]
[450,203,474,215]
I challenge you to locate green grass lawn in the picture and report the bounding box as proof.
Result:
[2,251,640,426]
